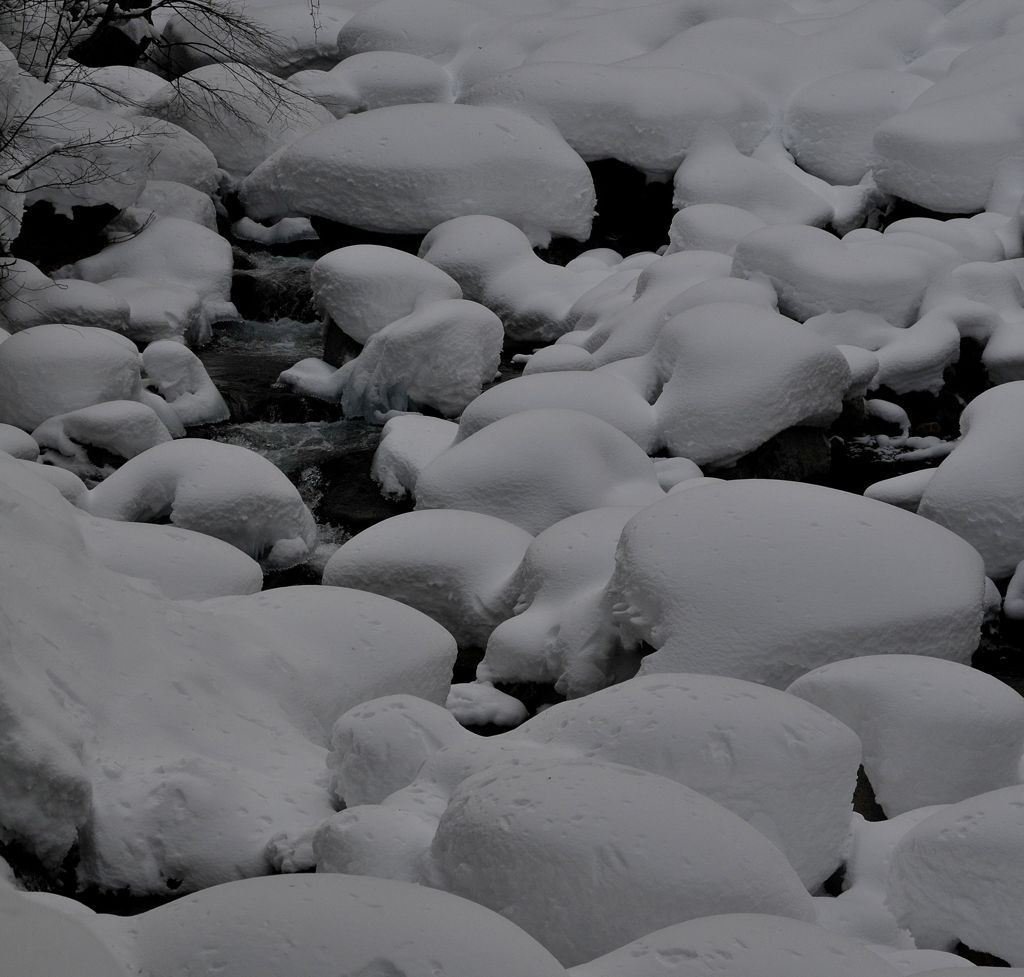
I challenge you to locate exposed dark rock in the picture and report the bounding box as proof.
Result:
[12,201,119,271]
[706,427,832,484]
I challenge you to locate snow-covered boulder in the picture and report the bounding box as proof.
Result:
[141,342,229,427]
[887,786,1024,964]
[323,510,532,647]
[290,51,454,116]
[104,278,210,346]
[0,260,131,335]
[371,414,458,499]
[464,63,771,178]
[311,245,462,345]
[883,382,1024,578]
[666,204,768,257]
[457,373,657,452]
[282,299,503,419]
[788,655,1024,816]
[571,914,902,977]
[0,424,38,460]
[134,181,217,230]
[125,873,568,977]
[673,127,833,228]
[0,454,456,892]
[415,409,664,534]
[161,64,334,179]
[783,69,932,187]
[608,480,987,688]
[427,756,815,964]
[133,117,220,195]
[419,216,612,342]
[645,302,851,466]
[72,217,237,327]
[86,439,315,569]
[0,324,142,432]
[732,225,936,327]
[241,104,596,246]
[479,506,642,696]
[32,401,174,483]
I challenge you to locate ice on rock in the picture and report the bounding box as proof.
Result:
[609,479,986,688]
[0,259,131,335]
[645,301,851,466]
[571,914,903,977]
[0,324,143,432]
[0,424,39,460]
[427,756,815,965]
[480,506,642,696]
[783,69,933,187]
[673,127,833,228]
[241,104,596,247]
[788,655,1024,816]
[124,873,569,977]
[32,401,174,483]
[284,299,503,419]
[371,414,459,499]
[323,509,532,647]
[311,245,462,345]
[457,372,657,452]
[804,310,960,396]
[464,63,772,177]
[72,217,238,330]
[76,515,264,599]
[419,216,613,342]
[0,455,456,891]
[887,786,1024,964]
[160,64,334,179]
[874,382,1024,579]
[290,51,454,116]
[141,342,229,427]
[732,225,936,327]
[665,204,768,257]
[414,409,664,534]
[86,439,316,569]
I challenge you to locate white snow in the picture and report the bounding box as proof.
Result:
[141,342,230,427]
[887,786,1024,964]
[0,423,39,460]
[32,400,174,483]
[788,655,1024,816]
[571,914,903,977]
[608,479,987,688]
[323,509,532,647]
[0,454,456,892]
[414,409,664,534]
[311,245,462,345]
[446,682,528,728]
[86,439,316,569]
[371,414,459,499]
[240,104,596,246]
[0,324,143,432]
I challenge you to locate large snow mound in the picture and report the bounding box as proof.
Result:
[414,409,664,534]
[0,454,456,893]
[86,439,316,569]
[887,785,1024,964]
[323,509,532,647]
[608,480,987,687]
[571,913,902,977]
[788,655,1024,817]
[428,756,816,965]
[240,103,596,246]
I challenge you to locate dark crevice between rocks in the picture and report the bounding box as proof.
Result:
[310,217,426,256]
[706,427,832,485]
[956,943,1010,966]
[11,201,120,272]
[852,766,886,822]
[973,615,1024,700]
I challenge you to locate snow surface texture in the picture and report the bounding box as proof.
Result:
[320,672,859,895]
[371,414,458,499]
[608,480,986,688]
[86,439,316,569]
[323,509,532,647]
[0,454,456,894]
[788,655,1024,816]
[887,786,1024,964]
[241,104,596,246]
[414,409,665,534]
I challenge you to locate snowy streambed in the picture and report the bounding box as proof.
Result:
[8,0,1024,974]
